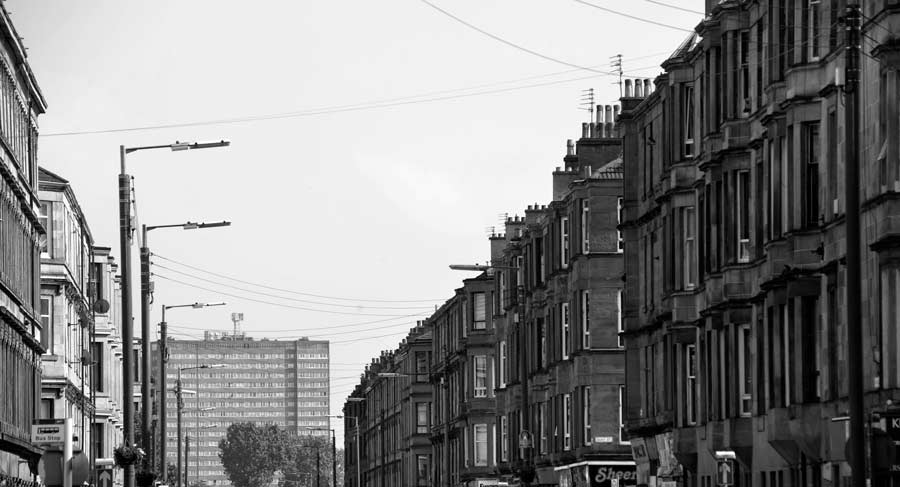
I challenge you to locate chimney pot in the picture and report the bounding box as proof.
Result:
[644,79,652,96]
[582,122,590,138]
[567,139,575,156]
[635,79,643,98]
[625,79,633,97]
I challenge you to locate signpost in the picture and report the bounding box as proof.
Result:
[716,459,734,487]
[33,418,73,487]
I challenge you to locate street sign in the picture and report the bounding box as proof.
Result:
[519,431,533,449]
[98,469,112,487]
[716,459,734,486]
[32,419,66,445]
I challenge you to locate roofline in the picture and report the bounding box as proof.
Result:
[0,5,48,113]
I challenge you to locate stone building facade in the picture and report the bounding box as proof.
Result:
[491,115,631,487]
[0,2,47,483]
[37,167,96,467]
[621,2,900,487]
[344,324,432,487]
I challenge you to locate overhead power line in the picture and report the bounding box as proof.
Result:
[42,61,660,138]
[644,0,705,15]
[153,263,435,310]
[153,253,443,304]
[572,0,694,33]
[419,0,621,75]
[153,272,429,318]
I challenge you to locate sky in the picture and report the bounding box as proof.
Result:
[9,0,704,445]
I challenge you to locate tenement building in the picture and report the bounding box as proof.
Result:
[0,2,47,484]
[492,109,631,487]
[429,274,498,487]
[38,168,96,467]
[153,335,330,486]
[89,246,126,486]
[344,323,432,487]
[620,2,900,487]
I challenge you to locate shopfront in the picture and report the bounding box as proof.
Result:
[555,461,637,487]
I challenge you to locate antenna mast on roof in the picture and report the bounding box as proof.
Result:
[579,88,594,122]
[610,54,623,97]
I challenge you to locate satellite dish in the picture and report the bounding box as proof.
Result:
[93,299,110,314]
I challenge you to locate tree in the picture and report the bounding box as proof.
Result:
[281,435,329,487]
[218,423,285,487]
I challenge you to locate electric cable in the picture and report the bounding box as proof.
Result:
[153,263,435,310]
[153,272,429,318]
[419,0,626,74]
[645,0,704,15]
[572,0,694,33]
[153,252,442,304]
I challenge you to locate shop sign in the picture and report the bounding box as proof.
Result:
[630,437,649,463]
[588,465,637,487]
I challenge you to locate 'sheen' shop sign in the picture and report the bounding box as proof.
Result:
[589,465,638,487]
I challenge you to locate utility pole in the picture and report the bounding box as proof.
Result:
[159,319,168,483]
[118,145,136,487]
[844,4,866,487]
[140,226,152,463]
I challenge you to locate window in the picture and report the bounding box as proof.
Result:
[415,351,429,382]
[416,455,430,485]
[618,385,629,444]
[683,207,696,288]
[563,393,572,450]
[581,290,590,350]
[686,344,697,425]
[39,201,51,257]
[40,398,53,419]
[40,296,53,353]
[617,290,624,347]
[582,386,592,446]
[539,402,547,454]
[474,355,487,398]
[93,342,103,392]
[808,0,821,60]
[737,172,750,262]
[803,122,821,228]
[560,216,569,267]
[684,85,695,157]
[500,415,509,461]
[581,199,590,253]
[616,197,624,253]
[473,293,486,330]
[498,341,507,388]
[540,317,547,369]
[474,424,488,466]
[827,111,839,215]
[738,324,752,416]
[416,402,429,433]
[561,302,570,360]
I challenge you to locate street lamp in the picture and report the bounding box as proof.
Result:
[176,365,226,487]
[118,139,229,487]
[332,415,361,487]
[158,302,225,483]
[140,221,230,465]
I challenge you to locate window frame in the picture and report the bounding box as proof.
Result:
[563,393,572,450]
[473,355,487,398]
[581,290,590,350]
[472,292,486,330]
[618,385,630,444]
[560,216,570,268]
[473,423,488,466]
[561,302,570,360]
